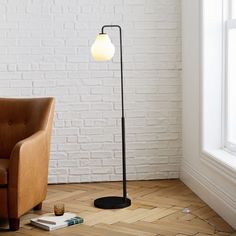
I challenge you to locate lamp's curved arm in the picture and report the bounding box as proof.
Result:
[101,25,122,34]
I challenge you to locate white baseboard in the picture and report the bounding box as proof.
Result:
[181,161,236,229]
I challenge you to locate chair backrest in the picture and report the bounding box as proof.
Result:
[0,97,55,159]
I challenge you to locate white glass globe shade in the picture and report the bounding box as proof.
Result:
[91,34,115,61]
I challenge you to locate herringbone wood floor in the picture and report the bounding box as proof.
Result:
[0,180,235,235]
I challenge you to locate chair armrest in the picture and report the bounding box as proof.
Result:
[8,130,49,218]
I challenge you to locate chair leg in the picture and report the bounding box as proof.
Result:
[34,202,42,210]
[9,218,20,231]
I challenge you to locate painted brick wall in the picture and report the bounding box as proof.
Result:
[0,0,181,183]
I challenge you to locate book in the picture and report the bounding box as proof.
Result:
[37,213,76,225]
[30,213,83,231]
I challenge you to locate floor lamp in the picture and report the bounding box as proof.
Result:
[91,25,131,209]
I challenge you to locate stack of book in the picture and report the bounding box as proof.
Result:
[30,212,83,231]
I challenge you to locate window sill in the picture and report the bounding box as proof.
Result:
[201,149,236,182]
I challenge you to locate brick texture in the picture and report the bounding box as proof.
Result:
[0,0,181,183]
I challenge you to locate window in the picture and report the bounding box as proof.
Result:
[201,0,236,174]
[224,0,236,153]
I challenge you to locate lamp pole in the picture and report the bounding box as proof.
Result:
[93,25,131,209]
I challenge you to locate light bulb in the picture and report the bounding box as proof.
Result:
[91,34,115,61]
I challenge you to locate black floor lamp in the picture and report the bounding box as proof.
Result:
[91,25,131,209]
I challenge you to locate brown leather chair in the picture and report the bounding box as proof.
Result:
[0,97,55,231]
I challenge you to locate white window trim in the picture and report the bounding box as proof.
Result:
[200,0,236,182]
[222,0,228,153]
[223,2,236,153]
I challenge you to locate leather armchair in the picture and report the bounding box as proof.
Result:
[0,97,55,231]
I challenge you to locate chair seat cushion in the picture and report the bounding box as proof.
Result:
[0,159,9,185]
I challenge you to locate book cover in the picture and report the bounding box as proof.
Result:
[30,214,83,231]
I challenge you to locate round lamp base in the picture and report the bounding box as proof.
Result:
[94,196,131,209]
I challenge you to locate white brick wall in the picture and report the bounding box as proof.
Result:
[0,0,181,183]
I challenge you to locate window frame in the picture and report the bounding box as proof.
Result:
[200,0,236,182]
[223,0,236,154]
